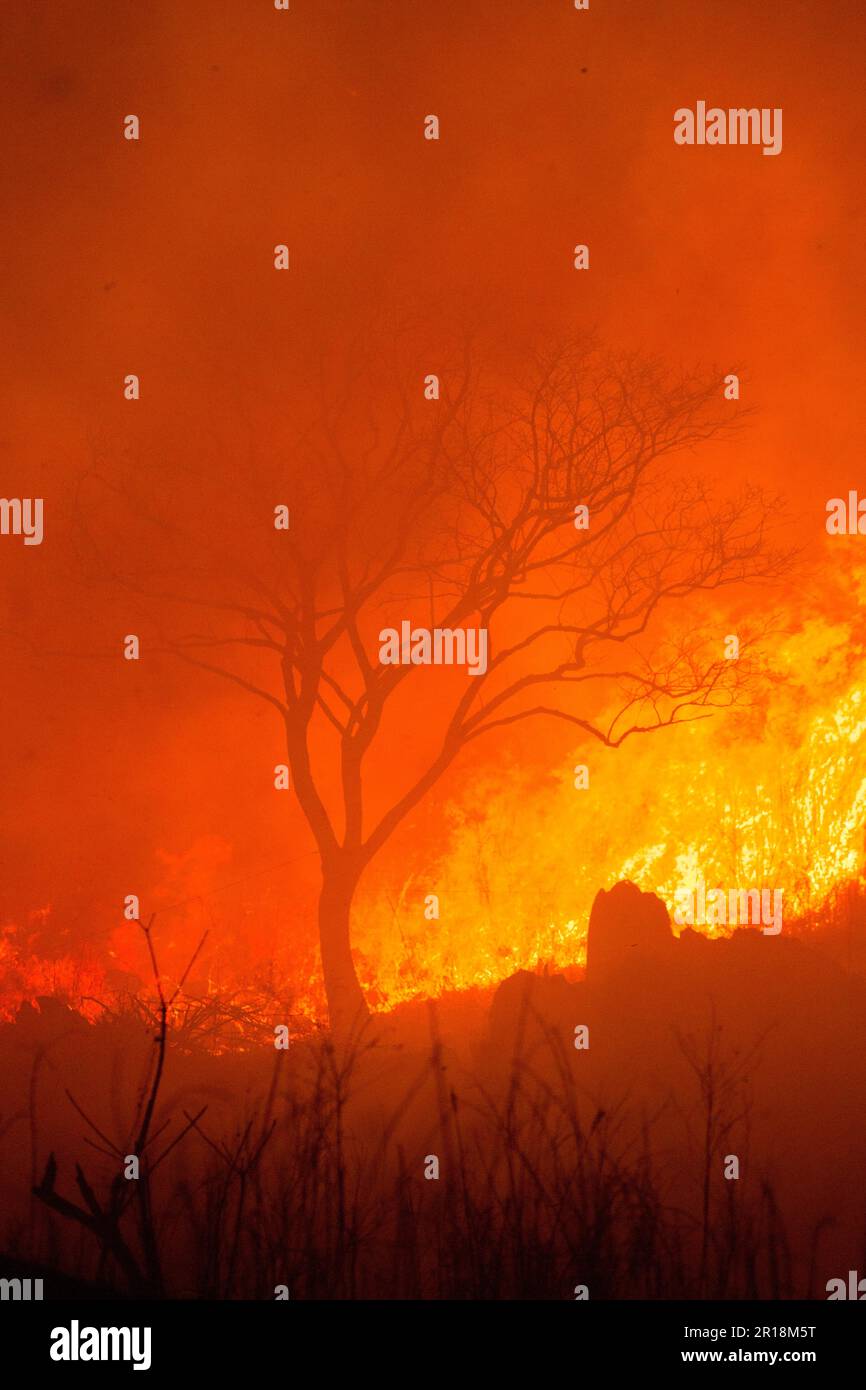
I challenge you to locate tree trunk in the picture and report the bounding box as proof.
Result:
[318,858,370,1040]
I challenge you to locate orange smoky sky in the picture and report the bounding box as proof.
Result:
[1,0,865,988]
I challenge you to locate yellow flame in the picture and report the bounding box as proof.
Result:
[355,607,866,1007]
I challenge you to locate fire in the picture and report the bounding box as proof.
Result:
[353,573,866,1006]
[0,920,108,1025]
[4,562,866,1038]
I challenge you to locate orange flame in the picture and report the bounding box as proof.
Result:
[5,564,866,1038]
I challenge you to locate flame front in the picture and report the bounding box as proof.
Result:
[4,566,866,1036]
[353,580,866,1006]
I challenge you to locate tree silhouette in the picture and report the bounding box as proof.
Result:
[85,336,790,1035]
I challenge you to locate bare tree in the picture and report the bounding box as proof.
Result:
[82,337,791,1035]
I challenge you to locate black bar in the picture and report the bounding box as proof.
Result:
[2,1298,859,1375]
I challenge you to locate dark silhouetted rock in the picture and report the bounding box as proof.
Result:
[586,879,674,982]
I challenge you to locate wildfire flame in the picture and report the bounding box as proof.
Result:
[353,575,866,1005]
[4,561,866,1037]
